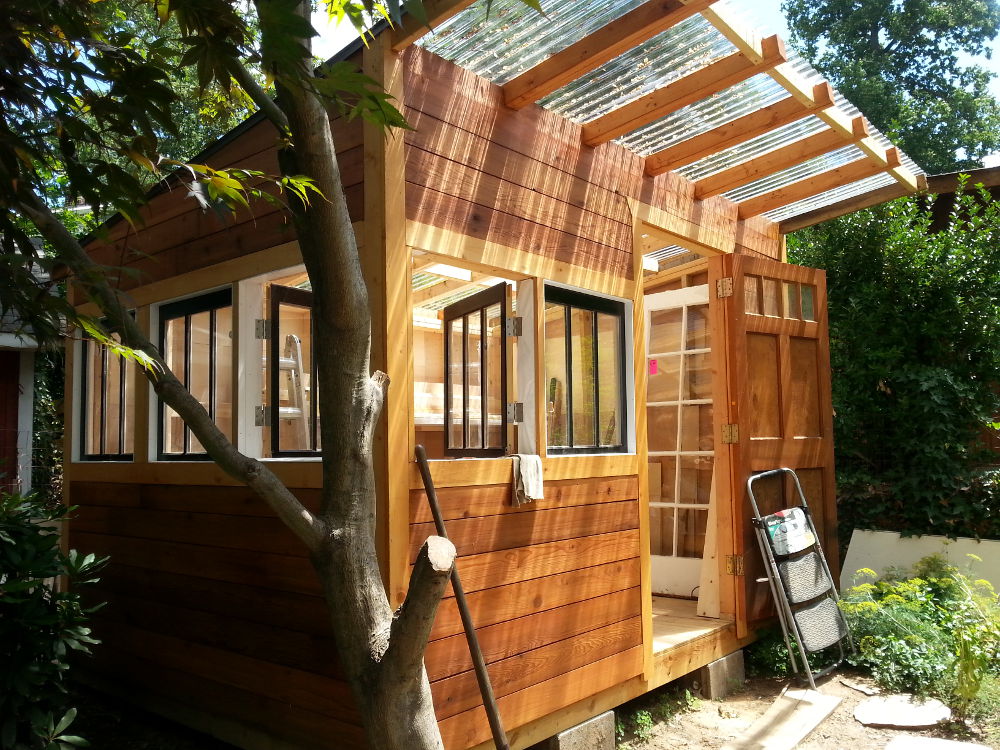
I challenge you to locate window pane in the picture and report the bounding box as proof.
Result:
[678,455,713,504]
[163,317,186,453]
[465,311,483,450]
[647,405,678,452]
[122,353,134,454]
[596,312,621,447]
[684,352,712,400]
[784,282,800,320]
[276,303,311,452]
[677,508,707,558]
[485,302,504,450]
[744,275,761,315]
[647,355,680,402]
[188,310,211,453]
[103,347,123,455]
[448,317,464,449]
[649,455,676,504]
[544,302,569,448]
[762,277,780,317]
[679,404,713,451]
[214,306,234,444]
[650,506,674,556]
[685,304,709,349]
[801,284,816,321]
[84,344,102,455]
[648,308,682,353]
[570,307,596,447]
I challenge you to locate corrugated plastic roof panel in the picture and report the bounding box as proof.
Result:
[417,0,924,223]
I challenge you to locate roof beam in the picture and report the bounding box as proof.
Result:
[412,275,491,306]
[582,35,787,147]
[644,83,833,175]
[390,0,477,51]
[503,0,715,110]
[694,117,868,199]
[700,5,921,193]
[735,148,900,219]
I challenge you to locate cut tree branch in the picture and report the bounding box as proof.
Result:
[228,58,290,135]
[13,185,326,554]
[384,536,456,678]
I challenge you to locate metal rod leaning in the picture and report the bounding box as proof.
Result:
[415,444,510,750]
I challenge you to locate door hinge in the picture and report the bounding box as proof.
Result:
[721,423,740,444]
[726,554,745,576]
[716,277,734,298]
[254,405,271,427]
[255,319,271,340]
[506,402,524,423]
[505,316,523,337]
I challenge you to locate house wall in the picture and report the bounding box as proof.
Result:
[0,350,20,492]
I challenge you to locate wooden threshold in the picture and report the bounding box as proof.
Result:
[649,596,749,690]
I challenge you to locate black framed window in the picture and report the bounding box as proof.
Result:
[544,285,627,454]
[269,284,319,456]
[443,283,508,457]
[80,326,134,460]
[158,288,233,460]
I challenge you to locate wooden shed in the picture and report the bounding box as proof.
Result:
[65,1,925,748]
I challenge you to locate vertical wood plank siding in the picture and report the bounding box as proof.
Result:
[68,481,368,749]
[408,475,643,749]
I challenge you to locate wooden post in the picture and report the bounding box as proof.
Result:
[362,33,412,607]
[628,199,654,681]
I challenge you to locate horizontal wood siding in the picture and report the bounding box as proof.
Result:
[69,481,365,749]
[402,47,775,276]
[409,474,643,749]
[82,115,364,291]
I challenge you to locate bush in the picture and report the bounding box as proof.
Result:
[0,492,106,749]
[788,186,1000,543]
[840,554,1000,713]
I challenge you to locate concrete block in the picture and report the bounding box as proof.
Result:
[684,650,745,700]
[532,710,615,750]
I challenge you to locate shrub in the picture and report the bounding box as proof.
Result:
[0,492,106,749]
[840,555,1000,712]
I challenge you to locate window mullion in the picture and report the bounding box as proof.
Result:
[98,346,108,456]
[564,305,573,449]
[480,307,487,450]
[118,350,126,455]
[462,314,469,450]
[592,311,599,447]
[209,308,217,423]
[183,313,191,455]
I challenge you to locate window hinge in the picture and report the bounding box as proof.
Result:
[726,554,745,576]
[254,406,271,427]
[506,402,524,423]
[721,423,739,444]
[505,316,523,337]
[716,277,734,298]
[255,319,271,340]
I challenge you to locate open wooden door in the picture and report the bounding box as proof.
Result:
[709,254,838,639]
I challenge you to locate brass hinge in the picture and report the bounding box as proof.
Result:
[716,277,734,298]
[254,319,271,340]
[505,316,523,337]
[726,554,745,576]
[721,423,739,444]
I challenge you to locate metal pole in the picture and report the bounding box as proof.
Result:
[415,445,510,750]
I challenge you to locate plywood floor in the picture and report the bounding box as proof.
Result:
[651,596,731,653]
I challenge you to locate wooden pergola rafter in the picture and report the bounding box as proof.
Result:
[393,0,923,225]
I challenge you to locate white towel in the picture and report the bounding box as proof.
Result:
[512,454,544,506]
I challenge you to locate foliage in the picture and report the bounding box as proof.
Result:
[30,349,64,511]
[840,555,1000,713]
[782,0,1000,173]
[966,673,1000,745]
[744,627,793,678]
[615,684,701,748]
[787,186,1000,541]
[0,493,107,749]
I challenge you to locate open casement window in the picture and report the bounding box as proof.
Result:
[544,286,627,454]
[269,284,319,456]
[80,328,134,460]
[158,289,233,460]
[709,254,836,639]
[442,282,510,457]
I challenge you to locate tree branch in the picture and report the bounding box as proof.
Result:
[383,536,455,679]
[14,185,326,554]
[228,58,290,135]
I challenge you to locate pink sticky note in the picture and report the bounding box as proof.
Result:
[649,359,658,375]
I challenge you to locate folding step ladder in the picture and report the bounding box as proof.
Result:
[747,468,853,689]
[276,333,309,447]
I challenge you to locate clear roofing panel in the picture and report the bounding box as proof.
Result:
[763,173,897,222]
[538,18,735,123]
[723,145,865,203]
[417,0,649,85]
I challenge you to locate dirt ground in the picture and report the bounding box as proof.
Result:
[639,671,998,750]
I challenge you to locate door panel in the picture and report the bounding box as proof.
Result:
[710,254,837,637]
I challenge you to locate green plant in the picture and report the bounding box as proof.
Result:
[966,674,1000,746]
[839,555,1000,710]
[744,627,792,678]
[0,492,106,749]
[615,683,701,748]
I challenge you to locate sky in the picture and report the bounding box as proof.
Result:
[311,0,1000,166]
